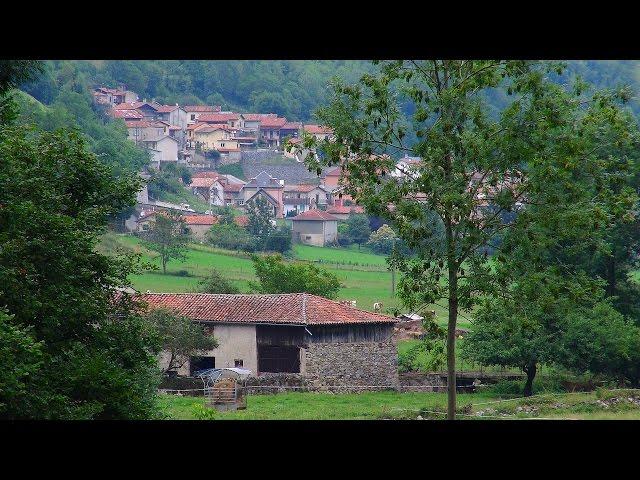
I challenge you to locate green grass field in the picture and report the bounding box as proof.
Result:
[104,233,406,314]
[158,391,491,420]
[293,244,389,268]
[158,388,640,420]
[101,233,639,326]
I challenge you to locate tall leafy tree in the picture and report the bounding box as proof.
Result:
[143,307,218,374]
[304,60,638,419]
[345,214,371,250]
[251,254,342,299]
[246,196,275,240]
[140,211,190,275]
[0,125,161,419]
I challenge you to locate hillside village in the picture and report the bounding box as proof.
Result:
[4,60,640,423]
[95,85,387,246]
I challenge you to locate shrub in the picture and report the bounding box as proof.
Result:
[198,269,240,294]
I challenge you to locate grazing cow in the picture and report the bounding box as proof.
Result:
[373,302,383,312]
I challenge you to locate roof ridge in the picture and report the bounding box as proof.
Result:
[302,293,308,324]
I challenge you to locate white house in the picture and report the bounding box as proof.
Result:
[142,136,179,167]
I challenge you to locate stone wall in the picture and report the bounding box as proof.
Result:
[243,373,310,395]
[303,341,399,391]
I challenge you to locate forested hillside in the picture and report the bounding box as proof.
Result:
[14,60,640,177]
[20,60,375,121]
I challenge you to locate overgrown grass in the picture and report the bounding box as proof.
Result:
[217,162,245,180]
[158,391,490,420]
[101,233,407,313]
[293,244,389,268]
[158,389,640,420]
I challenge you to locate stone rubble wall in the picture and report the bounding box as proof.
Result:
[303,341,399,391]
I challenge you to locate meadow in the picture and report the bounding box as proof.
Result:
[103,233,409,315]
[158,388,640,420]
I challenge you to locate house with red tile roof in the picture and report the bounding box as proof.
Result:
[124,120,170,143]
[259,116,288,148]
[303,124,334,141]
[111,109,144,120]
[93,86,138,106]
[325,202,365,220]
[182,214,218,241]
[283,184,330,217]
[139,292,399,386]
[115,101,162,120]
[198,112,241,128]
[155,105,187,131]
[290,209,339,246]
[241,171,284,218]
[184,105,221,124]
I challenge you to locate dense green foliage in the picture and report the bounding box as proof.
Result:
[143,307,218,374]
[207,222,256,251]
[21,60,373,121]
[139,211,190,274]
[340,214,371,249]
[0,124,161,419]
[250,254,342,299]
[197,269,241,294]
[305,60,640,417]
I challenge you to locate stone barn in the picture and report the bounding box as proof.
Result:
[141,292,399,389]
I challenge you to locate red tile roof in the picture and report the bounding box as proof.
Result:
[156,105,179,113]
[326,205,364,215]
[304,124,333,135]
[192,171,222,178]
[184,105,221,113]
[111,109,144,120]
[242,113,277,121]
[187,122,209,131]
[198,113,240,123]
[114,101,146,110]
[139,293,396,325]
[125,120,168,129]
[323,166,343,177]
[183,215,218,226]
[291,210,339,221]
[260,116,288,129]
[224,183,244,193]
[281,121,302,130]
[190,177,220,188]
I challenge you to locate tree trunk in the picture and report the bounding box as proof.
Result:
[447,268,458,420]
[523,362,537,397]
[162,255,167,275]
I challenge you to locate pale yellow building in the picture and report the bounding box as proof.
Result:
[192,124,240,152]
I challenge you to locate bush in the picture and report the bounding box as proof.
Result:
[398,339,446,373]
[174,270,191,277]
[198,269,240,294]
[263,225,292,253]
[207,223,256,252]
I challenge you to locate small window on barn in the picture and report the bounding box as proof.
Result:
[234,359,244,368]
[191,114,196,121]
